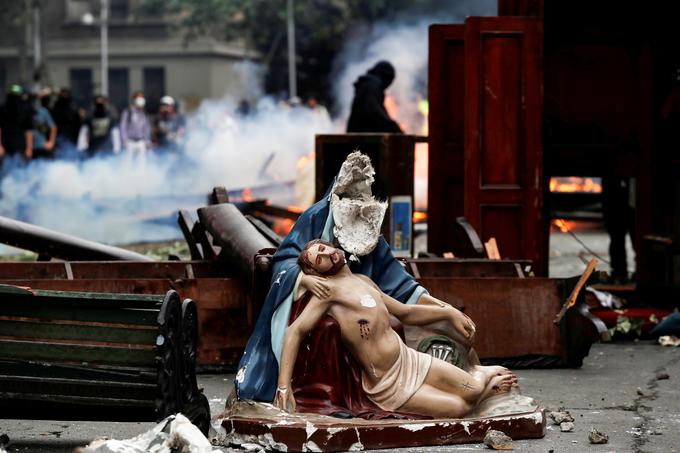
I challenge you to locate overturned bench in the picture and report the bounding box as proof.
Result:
[0,284,209,434]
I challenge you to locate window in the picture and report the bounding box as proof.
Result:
[143,67,165,114]
[70,68,93,109]
[108,68,129,114]
[109,0,129,21]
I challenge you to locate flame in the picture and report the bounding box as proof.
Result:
[413,211,427,223]
[550,177,602,193]
[273,218,295,236]
[242,187,253,202]
[287,205,303,213]
[552,218,577,233]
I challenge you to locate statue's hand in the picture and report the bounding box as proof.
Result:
[300,274,331,299]
[273,384,296,413]
[450,309,476,344]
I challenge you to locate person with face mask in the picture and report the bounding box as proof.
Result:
[29,89,57,159]
[0,84,34,164]
[52,88,82,146]
[120,91,151,158]
[80,95,118,155]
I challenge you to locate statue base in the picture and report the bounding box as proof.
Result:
[220,393,545,452]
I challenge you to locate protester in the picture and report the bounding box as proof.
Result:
[29,89,57,159]
[346,61,403,133]
[51,88,82,146]
[153,95,185,151]
[79,95,119,155]
[0,84,34,163]
[120,91,152,158]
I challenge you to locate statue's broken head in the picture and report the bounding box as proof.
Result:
[331,151,388,257]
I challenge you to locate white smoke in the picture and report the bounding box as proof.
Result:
[0,81,335,246]
[0,2,498,250]
[331,0,497,132]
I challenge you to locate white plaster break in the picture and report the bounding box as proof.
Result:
[331,151,387,257]
[360,294,377,308]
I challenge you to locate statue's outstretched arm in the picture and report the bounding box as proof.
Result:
[274,295,330,412]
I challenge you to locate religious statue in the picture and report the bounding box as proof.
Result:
[235,151,478,411]
[274,239,517,418]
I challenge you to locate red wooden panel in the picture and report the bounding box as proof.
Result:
[427,24,466,255]
[464,17,547,274]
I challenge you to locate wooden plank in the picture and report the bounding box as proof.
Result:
[178,210,204,260]
[554,259,598,324]
[0,339,156,367]
[0,375,156,401]
[484,238,501,260]
[0,319,157,345]
[0,302,159,326]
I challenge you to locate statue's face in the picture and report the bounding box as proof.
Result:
[307,243,344,274]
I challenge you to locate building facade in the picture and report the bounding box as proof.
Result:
[0,0,257,112]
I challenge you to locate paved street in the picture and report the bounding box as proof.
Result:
[2,342,679,452]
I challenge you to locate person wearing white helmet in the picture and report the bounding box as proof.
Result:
[153,95,185,151]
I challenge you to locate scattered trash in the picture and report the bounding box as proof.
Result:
[609,315,644,339]
[651,428,663,435]
[560,422,575,432]
[636,387,645,396]
[586,287,623,308]
[656,372,670,380]
[77,413,222,453]
[588,428,609,444]
[659,335,680,347]
[483,429,513,450]
[549,408,574,425]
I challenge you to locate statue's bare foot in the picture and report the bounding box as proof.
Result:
[470,365,514,385]
[476,373,518,404]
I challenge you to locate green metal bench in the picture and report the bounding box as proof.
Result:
[0,284,209,434]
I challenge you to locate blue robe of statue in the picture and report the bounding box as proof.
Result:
[235,187,427,402]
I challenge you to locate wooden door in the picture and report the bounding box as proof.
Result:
[463,17,547,274]
[427,24,466,255]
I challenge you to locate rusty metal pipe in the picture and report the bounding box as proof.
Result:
[0,215,151,261]
[197,204,275,283]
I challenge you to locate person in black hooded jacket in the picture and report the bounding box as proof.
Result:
[346,61,403,133]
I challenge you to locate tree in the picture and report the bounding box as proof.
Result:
[137,0,447,108]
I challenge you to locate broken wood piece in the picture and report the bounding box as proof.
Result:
[209,186,230,205]
[177,210,204,260]
[553,259,598,325]
[485,237,501,260]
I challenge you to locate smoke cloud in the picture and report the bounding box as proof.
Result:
[0,2,497,250]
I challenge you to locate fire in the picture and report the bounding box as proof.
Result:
[287,205,303,213]
[552,218,576,233]
[241,187,253,202]
[413,211,427,223]
[273,218,295,236]
[550,177,602,193]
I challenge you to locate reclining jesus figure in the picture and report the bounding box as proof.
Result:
[274,239,518,418]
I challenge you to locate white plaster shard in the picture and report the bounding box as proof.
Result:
[303,440,321,452]
[326,427,347,435]
[460,421,472,435]
[305,421,318,439]
[399,422,435,432]
[259,433,288,452]
[348,442,365,451]
[235,366,246,383]
[360,294,377,308]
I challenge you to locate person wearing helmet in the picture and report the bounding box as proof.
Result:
[153,95,185,151]
[0,84,34,163]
